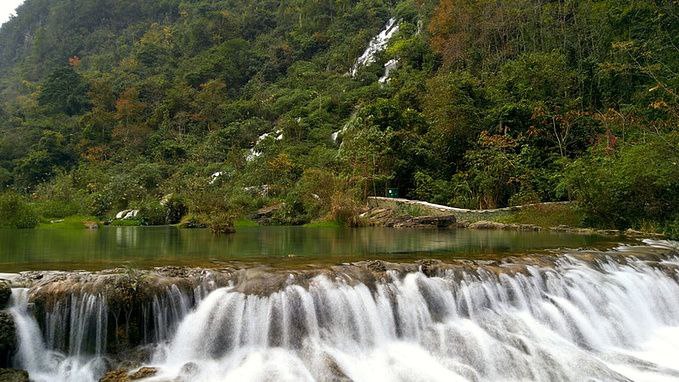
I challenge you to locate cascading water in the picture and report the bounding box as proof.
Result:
[8,242,679,381]
[350,18,399,77]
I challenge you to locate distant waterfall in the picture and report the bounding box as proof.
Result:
[9,248,679,381]
[350,18,399,77]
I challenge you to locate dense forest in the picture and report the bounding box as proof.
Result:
[0,0,676,235]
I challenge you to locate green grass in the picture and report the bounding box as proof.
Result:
[38,215,100,229]
[303,220,341,228]
[234,218,259,228]
[494,204,585,228]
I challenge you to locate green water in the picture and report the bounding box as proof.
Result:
[0,226,624,272]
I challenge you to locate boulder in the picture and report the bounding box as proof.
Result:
[0,369,29,382]
[99,367,157,382]
[0,281,10,309]
[129,367,158,380]
[0,312,16,368]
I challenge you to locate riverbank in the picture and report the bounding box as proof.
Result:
[361,197,666,238]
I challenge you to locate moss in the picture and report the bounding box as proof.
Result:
[234,219,259,228]
[303,220,341,228]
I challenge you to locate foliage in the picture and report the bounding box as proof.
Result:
[0,0,674,233]
[562,133,679,230]
[0,192,38,228]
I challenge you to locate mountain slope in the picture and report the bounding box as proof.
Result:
[0,0,676,234]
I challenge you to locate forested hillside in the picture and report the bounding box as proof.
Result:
[0,0,676,234]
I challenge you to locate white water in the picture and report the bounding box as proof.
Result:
[350,18,399,77]
[9,246,679,381]
[246,130,283,162]
[378,58,399,84]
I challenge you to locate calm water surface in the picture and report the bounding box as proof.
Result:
[0,226,625,272]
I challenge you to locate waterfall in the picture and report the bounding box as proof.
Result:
[8,245,679,381]
[350,18,399,77]
[143,255,679,381]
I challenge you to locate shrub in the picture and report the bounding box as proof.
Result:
[508,189,540,207]
[330,189,363,226]
[0,193,39,228]
[33,200,80,219]
[203,212,235,234]
[562,134,679,229]
[138,200,167,226]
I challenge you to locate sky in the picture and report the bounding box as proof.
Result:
[0,0,24,26]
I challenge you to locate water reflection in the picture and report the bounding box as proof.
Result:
[0,226,622,272]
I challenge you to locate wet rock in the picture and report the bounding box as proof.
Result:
[394,215,457,228]
[99,369,128,382]
[324,355,351,381]
[179,362,199,378]
[0,369,29,382]
[0,281,10,309]
[129,367,158,380]
[99,367,157,382]
[417,259,445,277]
[0,312,16,368]
[232,268,296,295]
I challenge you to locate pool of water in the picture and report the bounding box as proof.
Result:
[0,226,626,272]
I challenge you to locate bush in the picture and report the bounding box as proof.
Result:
[508,189,540,207]
[330,189,363,226]
[203,212,235,234]
[411,171,454,206]
[32,172,85,218]
[666,215,679,240]
[0,193,39,228]
[138,200,167,226]
[562,134,679,229]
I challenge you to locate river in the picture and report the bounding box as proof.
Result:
[3,228,679,381]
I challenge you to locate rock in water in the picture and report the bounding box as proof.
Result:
[0,369,29,382]
[0,312,16,368]
[0,281,10,309]
[99,367,157,382]
[129,367,158,380]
